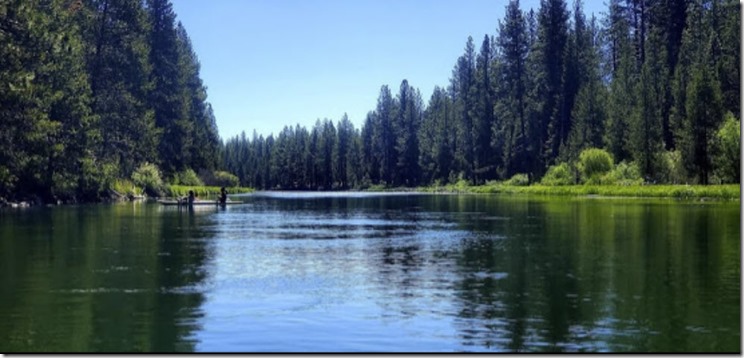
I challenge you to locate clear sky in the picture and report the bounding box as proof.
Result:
[171,0,605,140]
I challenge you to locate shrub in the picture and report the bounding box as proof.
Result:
[601,161,643,186]
[657,150,687,184]
[131,162,164,196]
[212,171,239,187]
[541,163,574,186]
[112,179,138,196]
[504,173,530,186]
[577,148,614,183]
[713,112,740,183]
[173,168,203,186]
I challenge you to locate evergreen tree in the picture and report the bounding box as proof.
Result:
[681,45,724,184]
[394,80,422,187]
[451,37,476,181]
[335,114,354,189]
[604,0,635,162]
[373,85,396,185]
[361,112,378,184]
[497,0,531,178]
[81,0,157,177]
[532,0,569,170]
[419,87,454,184]
[630,28,666,178]
[565,16,607,161]
[471,35,498,183]
[147,0,189,176]
[177,22,220,172]
[0,0,98,201]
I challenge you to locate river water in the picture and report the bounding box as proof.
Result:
[0,192,739,352]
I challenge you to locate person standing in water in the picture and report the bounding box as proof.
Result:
[219,187,228,204]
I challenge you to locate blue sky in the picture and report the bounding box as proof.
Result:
[171,0,605,140]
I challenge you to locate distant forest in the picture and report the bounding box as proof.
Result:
[0,0,740,202]
[225,0,740,190]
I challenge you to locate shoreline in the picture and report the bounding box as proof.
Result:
[410,183,741,200]
[2,184,739,207]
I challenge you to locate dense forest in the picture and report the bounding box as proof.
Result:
[0,0,221,202]
[225,0,741,190]
[0,0,740,202]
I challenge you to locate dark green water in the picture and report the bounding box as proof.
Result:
[0,192,739,352]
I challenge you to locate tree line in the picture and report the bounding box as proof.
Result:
[0,0,221,202]
[225,0,740,190]
[1,0,739,201]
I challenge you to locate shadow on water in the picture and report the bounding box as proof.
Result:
[0,203,213,352]
[419,195,740,352]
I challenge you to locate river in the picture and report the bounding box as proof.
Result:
[0,192,739,352]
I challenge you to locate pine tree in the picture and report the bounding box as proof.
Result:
[361,112,378,185]
[80,0,158,177]
[565,16,607,161]
[177,22,220,173]
[147,0,189,176]
[534,0,570,169]
[603,0,635,162]
[451,37,476,182]
[335,114,354,189]
[630,28,666,178]
[0,0,98,201]
[497,0,531,178]
[471,35,497,183]
[394,80,422,187]
[373,85,396,186]
[680,41,724,184]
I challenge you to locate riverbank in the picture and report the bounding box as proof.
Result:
[163,185,255,198]
[414,183,740,200]
[0,185,256,208]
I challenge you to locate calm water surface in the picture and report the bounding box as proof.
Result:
[0,192,739,352]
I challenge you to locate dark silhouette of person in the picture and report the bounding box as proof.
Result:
[219,187,228,204]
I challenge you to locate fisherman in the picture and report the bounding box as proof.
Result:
[219,187,228,205]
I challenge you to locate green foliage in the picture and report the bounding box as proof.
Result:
[541,163,574,186]
[211,171,239,188]
[600,161,643,186]
[504,173,530,186]
[712,112,740,183]
[454,183,739,200]
[657,150,688,184]
[172,168,203,186]
[1,0,740,203]
[131,162,164,196]
[577,148,614,183]
[165,185,253,198]
[112,179,138,196]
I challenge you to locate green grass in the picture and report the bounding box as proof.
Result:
[164,185,255,198]
[418,183,740,200]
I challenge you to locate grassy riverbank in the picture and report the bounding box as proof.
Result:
[164,185,255,198]
[416,182,740,200]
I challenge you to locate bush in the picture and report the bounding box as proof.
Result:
[504,173,530,186]
[112,179,138,196]
[131,162,164,196]
[172,169,203,186]
[713,112,740,183]
[541,163,574,186]
[601,161,643,186]
[657,150,687,184]
[577,148,614,183]
[212,171,239,187]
